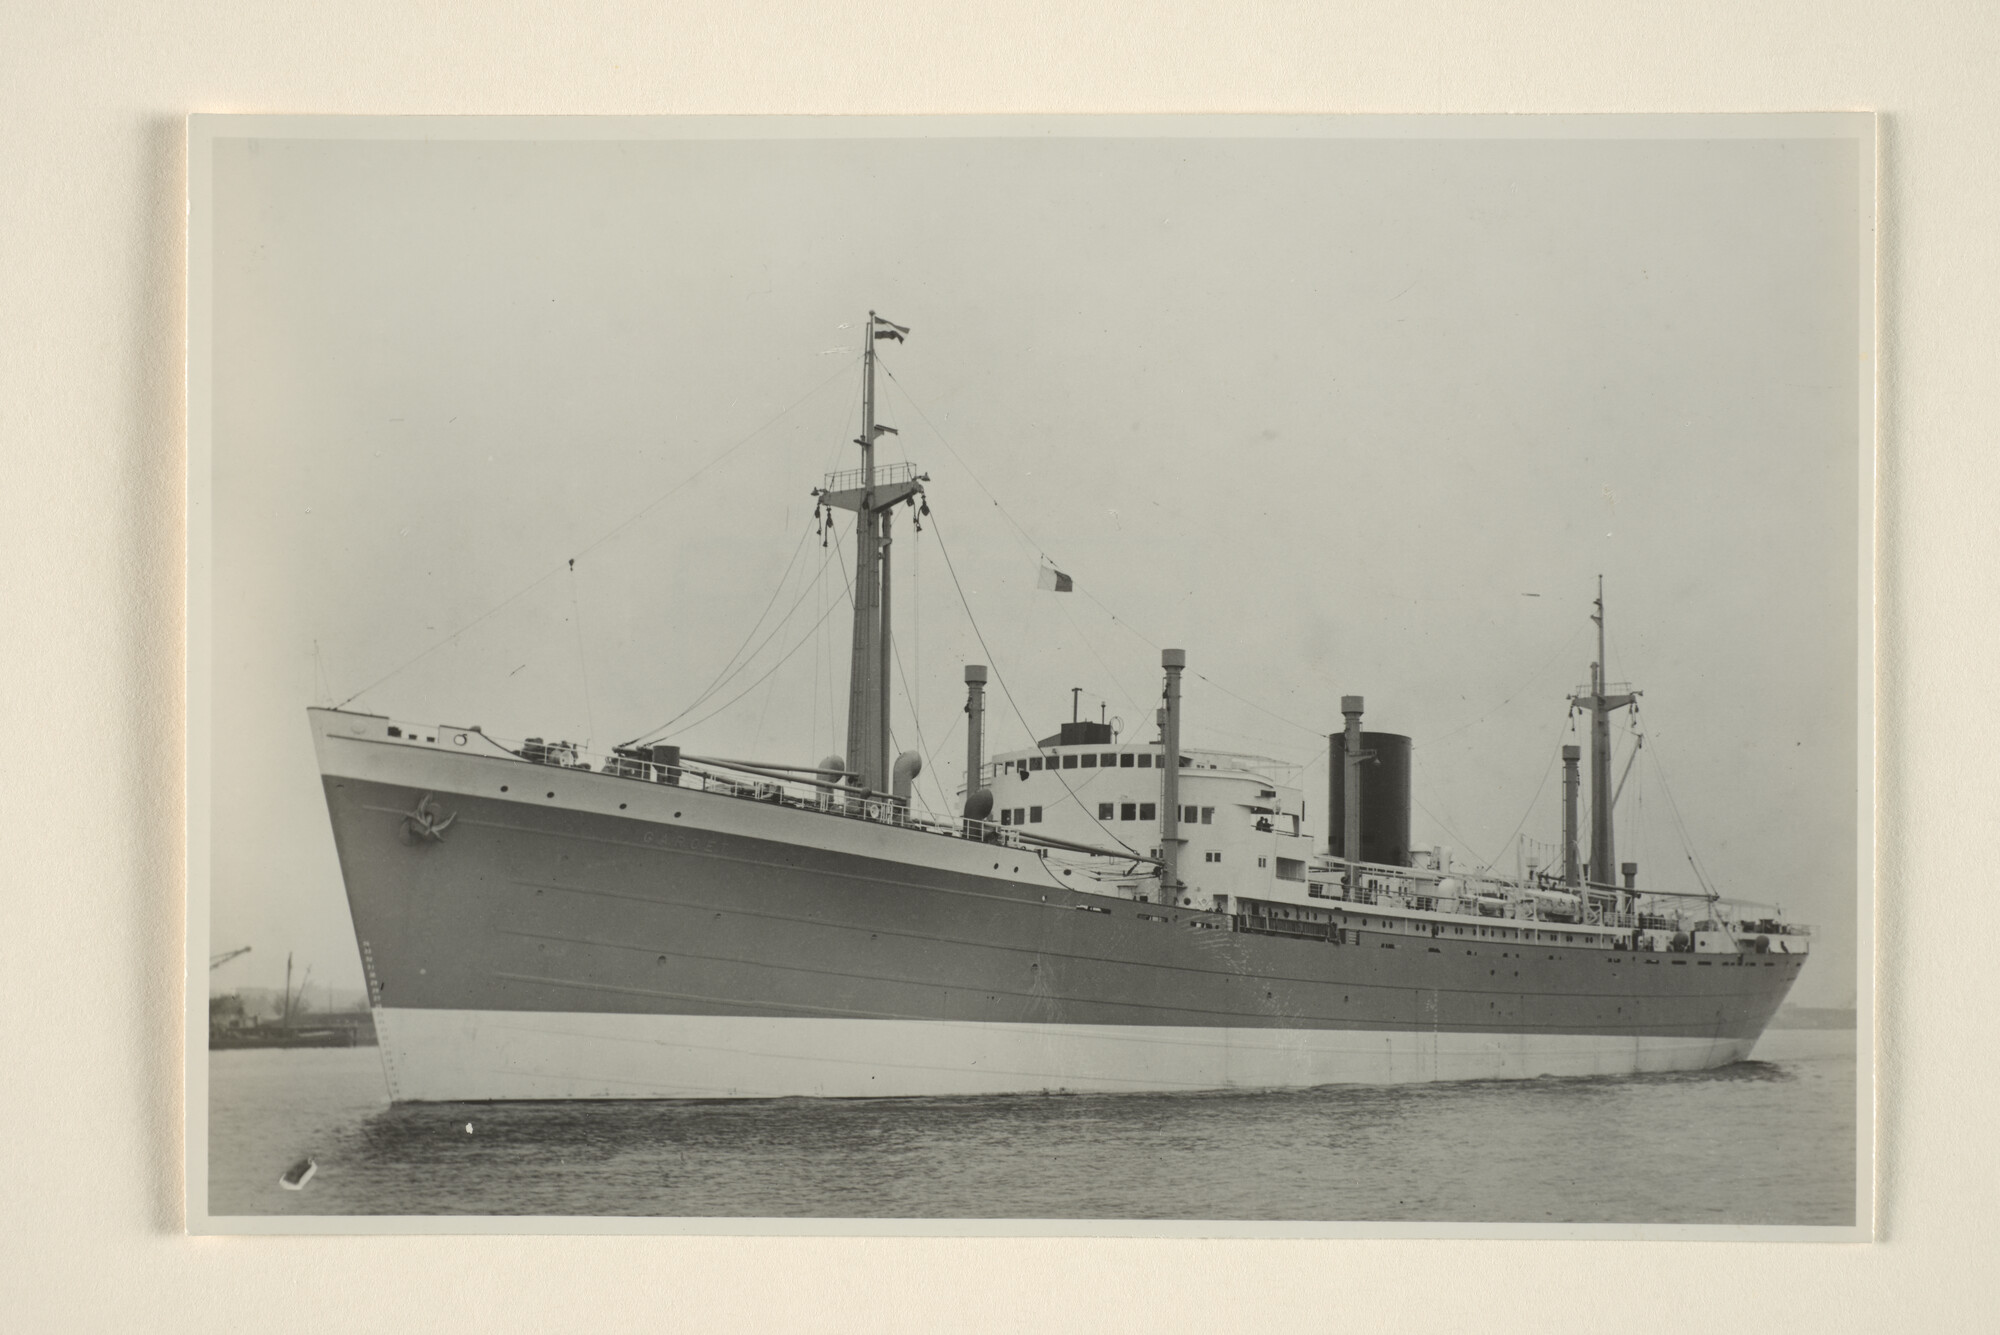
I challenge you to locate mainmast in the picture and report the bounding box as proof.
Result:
[1568,576,1639,887]
[814,312,925,796]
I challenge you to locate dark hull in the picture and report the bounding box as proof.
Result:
[315,736,1805,1098]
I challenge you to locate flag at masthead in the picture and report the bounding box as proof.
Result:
[812,312,926,797]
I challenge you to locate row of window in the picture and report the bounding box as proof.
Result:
[1090,802,1218,824]
[997,807,1043,826]
[1027,752,1189,772]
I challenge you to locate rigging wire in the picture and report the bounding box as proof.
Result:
[1075,586,1323,743]
[899,709,965,816]
[810,551,823,760]
[751,629,784,754]
[925,511,1144,860]
[883,361,1325,751]
[625,533,844,745]
[1420,617,1591,749]
[1627,743,1651,889]
[1412,792,1490,871]
[652,591,850,742]
[1644,733,1721,901]
[311,640,330,707]
[885,701,951,816]
[334,354,862,709]
[1054,596,1148,727]
[566,559,597,748]
[1188,672,1325,743]
[626,523,814,743]
[887,588,956,815]
[807,383,857,764]
[824,514,948,812]
[334,568,565,710]
[823,530,840,758]
[879,362,1056,565]
[1477,710,1577,875]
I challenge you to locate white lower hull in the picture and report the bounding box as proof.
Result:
[373,1007,1757,1101]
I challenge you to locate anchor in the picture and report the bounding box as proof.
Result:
[400,792,457,844]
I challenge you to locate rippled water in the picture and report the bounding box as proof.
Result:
[205,1030,1856,1223]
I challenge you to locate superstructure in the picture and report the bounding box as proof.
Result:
[310,315,1810,1101]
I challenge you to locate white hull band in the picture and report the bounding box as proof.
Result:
[373,1007,1758,1102]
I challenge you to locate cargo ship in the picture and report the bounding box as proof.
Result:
[310,314,1811,1101]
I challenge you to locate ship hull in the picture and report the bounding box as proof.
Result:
[313,716,1805,1102]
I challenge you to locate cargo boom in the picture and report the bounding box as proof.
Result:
[313,315,1809,1102]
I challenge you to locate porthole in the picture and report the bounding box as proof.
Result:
[500,785,508,792]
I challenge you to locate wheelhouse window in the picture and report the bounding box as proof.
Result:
[1139,803,1156,820]
[1062,755,1077,769]
[1120,802,1137,821]
[1101,753,1118,767]
[1081,754,1098,768]
[1137,754,1153,768]
[1029,756,1043,771]
[1120,753,1135,768]
[1029,806,1043,823]
[1098,802,1114,819]
[1201,807,1214,824]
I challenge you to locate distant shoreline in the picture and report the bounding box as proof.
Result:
[1770,1006,1858,1031]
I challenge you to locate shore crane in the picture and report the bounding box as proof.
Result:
[209,946,252,972]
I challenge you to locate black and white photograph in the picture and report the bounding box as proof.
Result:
[186,115,1872,1234]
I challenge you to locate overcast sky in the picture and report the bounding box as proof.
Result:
[200,121,1866,1005]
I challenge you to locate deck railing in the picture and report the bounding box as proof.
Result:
[376,719,1810,936]
[821,460,920,494]
[505,733,1044,849]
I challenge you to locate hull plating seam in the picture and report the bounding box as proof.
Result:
[324,774,1796,1049]
[494,925,1788,1026]
[492,849,1779,999]
[356,800,1063,905]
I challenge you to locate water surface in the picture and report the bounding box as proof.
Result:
[208,1029,1857,1223]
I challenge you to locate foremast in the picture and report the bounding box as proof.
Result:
[814,313,926,795]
